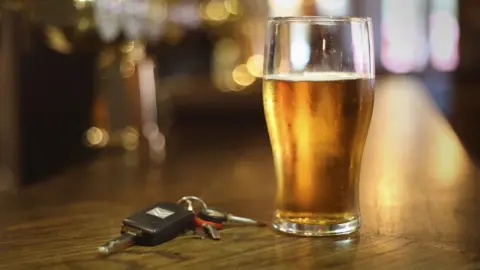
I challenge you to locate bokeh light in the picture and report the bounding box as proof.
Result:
[85,127,109,147]
[429,0,459,72]
[268,0,302,17]
[45,26,72,54]
[246,55,264,77]
[224,0,241,15]
[232,64,255,87]
[315,0,350,16]
[74,0,93,10]
[120,60,136,78]
[204,0,229,22]
[122,126,140,151]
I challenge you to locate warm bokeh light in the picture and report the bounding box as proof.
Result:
[122,126,140,151]
[120,41,135,54]
[224,0,241,15]
[204,0,229,22]
[45,26,72,54]
[268,0,302,17]
[246,55,264,77]
[74,0,93,10]
[120,60,136,78]
[85,127,109,147]
[232,64,256,87]
[77,18,91,31]
[130,44,147,61]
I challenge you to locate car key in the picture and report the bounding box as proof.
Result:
[194,216,222,230]
[98,202,196,256]
[198,207,267,226]
[202,223,221,240]
[194,216,222,240]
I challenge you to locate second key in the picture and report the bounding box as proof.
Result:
[198,207,266,226]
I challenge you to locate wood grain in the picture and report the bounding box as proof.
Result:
[1,76,480,269]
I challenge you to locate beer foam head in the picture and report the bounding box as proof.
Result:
[264,72,372,81]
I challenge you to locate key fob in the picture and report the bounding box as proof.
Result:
[122,202,195,246]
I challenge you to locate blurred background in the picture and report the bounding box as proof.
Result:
[0,0,479,190]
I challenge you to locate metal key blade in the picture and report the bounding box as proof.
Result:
[98,231,137,256]
[227,214,266,226]
[199,207,267,226]
[203,224,221,240]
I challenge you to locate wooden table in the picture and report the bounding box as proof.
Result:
[1,76,480,269]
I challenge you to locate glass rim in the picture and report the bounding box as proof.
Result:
[268,16,372,23]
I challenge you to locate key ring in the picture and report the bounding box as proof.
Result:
[177,196,207,213]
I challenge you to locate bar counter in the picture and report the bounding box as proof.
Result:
[1,76,480,269]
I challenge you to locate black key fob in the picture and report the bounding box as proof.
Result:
[122,202,195,246]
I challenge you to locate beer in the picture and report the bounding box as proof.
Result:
[263,72,374,231]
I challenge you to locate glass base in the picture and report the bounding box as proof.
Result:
[272,216,360,237]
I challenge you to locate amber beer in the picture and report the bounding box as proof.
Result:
[263,72,374,233]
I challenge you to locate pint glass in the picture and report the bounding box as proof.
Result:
[263,17,375,236]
